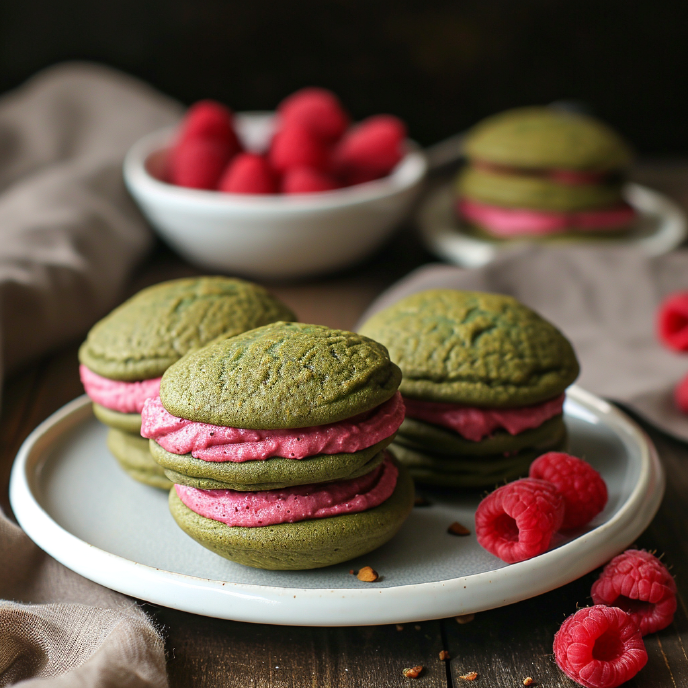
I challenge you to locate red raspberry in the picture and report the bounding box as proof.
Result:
[554,605,647,688]
[333,114,406,179]
[269,124,330,174]
[529,452,608,530]
[674,372,688,414]
[475,478,564,563]
[282,167,339,194]
[218,153,277,194]
[591,550,677,636]
[657,292,688,352]
[169,139,232,190]
[278,87,349,142]
[177,100,241,153]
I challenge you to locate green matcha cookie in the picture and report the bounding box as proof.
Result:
[107,429,172,490]
[160,322,402,429]
[457,167,623,212]
[150,436,393,491]
[168,460,414,570]
[464,107,633,171]
[80,277,296,381]
[93,404,142,434]
[396,415,566,456]
[359,290,579,407]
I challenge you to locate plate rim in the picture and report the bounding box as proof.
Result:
[417,182,687,267]
[9,387,664,626]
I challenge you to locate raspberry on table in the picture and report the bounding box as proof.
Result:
[554,605,647,688]
[591,549,677,636]
[474,478,564,563]
[278,87,350,142]
[529,452,608,530]
[657,291,688,352]
[218,153,278,195]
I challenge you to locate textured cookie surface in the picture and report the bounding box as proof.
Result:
[160,322,402,428]
[93,404,142,434]
[107,429,172,490]
[79,277,296,381]
[150,436,393,491]
[359,290,579,407]
[457,167,623,212]
[168,461,414,569]
[464,107,632,171]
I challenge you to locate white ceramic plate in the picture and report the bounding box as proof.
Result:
[418,182,687,268]
[10,386,663,627]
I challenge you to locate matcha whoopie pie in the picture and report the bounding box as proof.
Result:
[141,321,414,570]
[79,277,295,489]
[456,107,635,239]
[359,290,579,488]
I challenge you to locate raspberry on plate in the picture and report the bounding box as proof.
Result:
[269,124,330,174]
[657,291,688,352]
[591,549,677,635]
[474,478,564,563]
[278,87,349,142]
[282,167,339,194]
[529,452,608,530]
[218,153,277,195]
[554,605,647,688]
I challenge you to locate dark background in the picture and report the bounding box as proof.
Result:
[1,0,686,154]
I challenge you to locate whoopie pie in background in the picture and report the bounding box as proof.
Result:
[358,289,580,488]
[79,277,296,489]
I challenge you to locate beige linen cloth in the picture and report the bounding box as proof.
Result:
[0,63,182,687]
[359,245,688,441]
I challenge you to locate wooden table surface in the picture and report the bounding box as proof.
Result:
[3,164,688,687]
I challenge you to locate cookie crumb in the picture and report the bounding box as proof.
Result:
[348,569,354,575]
[523,678,536,686]
[439,650,450,661]
[447,521,471,536]
[396,624,404,631]
[455,614,475,624]
[414,496,431,507]
[402,666,423,678]
[357,566,379,582]
[459,671,478,681]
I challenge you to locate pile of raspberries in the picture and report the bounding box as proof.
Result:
[167,88,407,194]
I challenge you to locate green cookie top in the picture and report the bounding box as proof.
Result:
[160,322,402,428]
[457,166,624,212]
[464,107,633,171]
[358,290,579,407]
[79,277,296,381]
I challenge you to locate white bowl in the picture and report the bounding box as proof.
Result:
[123,113,428,279]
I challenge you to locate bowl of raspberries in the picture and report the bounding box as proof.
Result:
[124,88,427,279]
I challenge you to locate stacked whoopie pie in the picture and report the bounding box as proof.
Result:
[140,321,414,570]
[359,290,580,488]
[456,107,635,239]
[79,277,295,489]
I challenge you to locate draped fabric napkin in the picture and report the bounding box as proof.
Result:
[0,63,182,687]
[359,245,688,442]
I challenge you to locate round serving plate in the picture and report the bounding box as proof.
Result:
[418,182,687,268]
[10,387,663,627]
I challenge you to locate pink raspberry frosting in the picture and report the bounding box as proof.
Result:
[141,392,405,462]
[175,455,398,527]
[459,198,635,237]
[403,393,565,443]
[80,365,162,414]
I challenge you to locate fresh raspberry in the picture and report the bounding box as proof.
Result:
[674,372,688,414]
[278,87,349,142]
[269,124,330,174]
[529,452,608,530]
[333,114,406,179]
[169,138,232,190]
[176,100,241,153]
[591,550,677,636]
[657,292,688,352]
[218,153,277,194]
[282,167,339,194]
[554,605,647,688]
[474,478,564,563]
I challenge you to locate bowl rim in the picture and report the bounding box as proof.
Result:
[123,115,428,213]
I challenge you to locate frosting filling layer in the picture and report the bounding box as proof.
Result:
[141,392,405,462]
[459,198,635,236]
[175,454,398,527]
[402,393,565,442]
[80,365,161,414]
